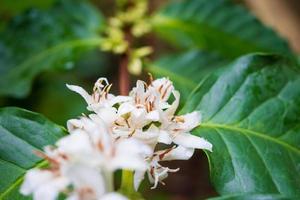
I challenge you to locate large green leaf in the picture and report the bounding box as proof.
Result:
[0,0,104,98]
[182,54,300,197]
[153,0,291,58]
[0,107,66,199]
[147,50,227,101]
[208,194,290,200]
[0,0,55,16]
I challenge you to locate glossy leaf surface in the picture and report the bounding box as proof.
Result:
[182,54,300,197]
[153,0,291,58]
[208,193,290,200]
[0,107,66,199]
[0,0,104,98]
[147,50,227,101]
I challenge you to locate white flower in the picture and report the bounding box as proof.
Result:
[21,76,213,199]
[151,77,174,103]
[67,78,130,114]
[21,166,128,200]
[21,114,150,200]
[67,115,151,171]
[20,169,69,200]
[65,164,128,200]
[159,111,213,151]
[65,164,106,200]
[100,193,129,200]
[134,145,195,190]
[91,77,212,189]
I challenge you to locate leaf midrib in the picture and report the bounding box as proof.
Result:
[201,123,300,155]
[0,160,48,199]
[2,37,102,79]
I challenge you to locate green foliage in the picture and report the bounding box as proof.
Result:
[182,54,300,197]
[208,194,290,200]
[0,0,55,16]
[148,50,228,101]
[0,0,300,199]
[153,0,291,58]
[34,78,87,125]
[0,107,66,199]
[0,0,104,98]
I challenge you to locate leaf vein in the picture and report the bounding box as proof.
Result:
[201,123,300,155]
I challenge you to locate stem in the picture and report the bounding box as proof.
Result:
[120,170,135,192]
[119,170,144,200]
[104,171,114,192]
[119,53,130,95]
[119,23,133,95]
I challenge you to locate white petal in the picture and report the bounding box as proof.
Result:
[102,192,129,200]
[165,90,180,117]
[112,139,151,171]
[34,177,69,200]
[112,128,132,138]
[134,170,146,191]
[56,130,94,156]
[66,84,92,105]
[148,166,170,189]
[67,118,84,132]
[130,80,146,97]
[96,107,118,126]
[179,111,201,131]
[118,102,135,116]
[134,128,159,147]
[151,78,174,101]
[73,115,110,148]
[21,169,69,200]
[65,164,106,198]
[161,146,195,161]
[173,133,212,151]
[130,108,149,128]
[111,156,147,171]
[20,169,52,195]
[159,101,171,110]
[146,110,160,121]
[157,130,172,145]
[33,186,59,200]
[66,194,78,200]
[94,77,109,90]
[109,96,132,106]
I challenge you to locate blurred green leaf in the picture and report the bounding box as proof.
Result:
[153,0,292,58]
[147,50,227,101]
[0,0,55,16]
[208,194,290,200]
[0,0,104,98]
[182,54,300,197]
[0,107,66,199]
[34,78,87,126]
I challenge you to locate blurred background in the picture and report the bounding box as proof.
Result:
[0,0,300,199]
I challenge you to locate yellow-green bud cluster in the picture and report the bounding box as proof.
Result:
[100,0,152,75]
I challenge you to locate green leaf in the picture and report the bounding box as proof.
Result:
[182,54,300,197]
[208,194,290,200]
[0,0,55,16]
[147,50,227,101]
[0,0,104,98]
[34,77,87,125]
[153,0,292,58]
[0,107,66,199]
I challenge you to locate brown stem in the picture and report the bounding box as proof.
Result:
[119,53,130,95]
[119,27,133,95]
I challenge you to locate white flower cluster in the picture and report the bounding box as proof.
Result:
[20,77,212,200]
